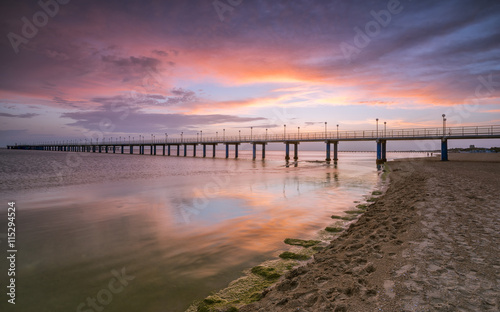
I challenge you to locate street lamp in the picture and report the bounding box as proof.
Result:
[384,122,387,137]
[442,114,446,136]
[239,130,241,141]
[376,118,379,137]
[216,131,218,140]
[324,122,327,138]
[223,129,225,141]
[266,128,268,140]
[298,126,300,138]
[200,130,202,142]
[284,124,286,139]
[165,133,167,143]
[181,132,183,143]
[250,127,253,140]
[336,124,339,139]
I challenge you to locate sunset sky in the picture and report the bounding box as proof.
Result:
[1,0,499,148]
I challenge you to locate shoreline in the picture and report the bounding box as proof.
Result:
[186,187,386,312]
[236,153,500,311]
[186,168,388,312]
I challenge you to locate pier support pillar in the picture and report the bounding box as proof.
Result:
[193,145,197,157]
[225,144,229,158]
[203,144,206,157]
[162,145,165,156]
[184,145,187,157]
[177,145,180,156]
[285,143,290,160]
[235,144,238,158]
[154,145,156,155]
[262,144,266,159]
[213,144,216,158]
[326,143,331,161]
[377,141,381,160]
[294,143,299,160]
[252,143,256,160]
[130,145,133,154]
[113,146,115,154]
[441,139,448,161]
[99,146,101,153]
[121,146,124,154]
[168,145,171,156]
[333,141,338,161]
[105,146,108,153]
[376,140,386,164]
[381,141,387,162]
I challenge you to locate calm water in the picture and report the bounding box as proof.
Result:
[0,149,424,312]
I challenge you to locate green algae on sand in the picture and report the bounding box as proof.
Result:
[278,251,311,260]
[284,238,321,248]
[250,266,281,280]
[325,226,343,233]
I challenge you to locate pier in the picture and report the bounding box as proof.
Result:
[7,125,500,163]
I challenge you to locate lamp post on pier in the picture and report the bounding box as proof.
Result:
[384,122,387,137]
[442,114,446,136]
[376,118,379,138]
[336,124,339,139]
[250,127,253,140]
[324,122,327,138]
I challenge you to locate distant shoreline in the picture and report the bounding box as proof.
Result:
[239,154,500,311]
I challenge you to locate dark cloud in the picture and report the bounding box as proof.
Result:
[60,103,266,133]
[165,88,197,106]
[0,112,38,118]
[101,55,161,69]
[152,50,168,57]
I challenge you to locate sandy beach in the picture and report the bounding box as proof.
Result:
[239,153,500,312]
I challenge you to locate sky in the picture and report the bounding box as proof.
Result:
[1,0,499,149]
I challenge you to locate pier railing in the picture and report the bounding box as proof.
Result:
[11,125,500,146]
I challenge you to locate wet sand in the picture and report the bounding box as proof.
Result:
[240,153,500,311]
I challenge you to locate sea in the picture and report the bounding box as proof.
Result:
[0,148,426,312]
